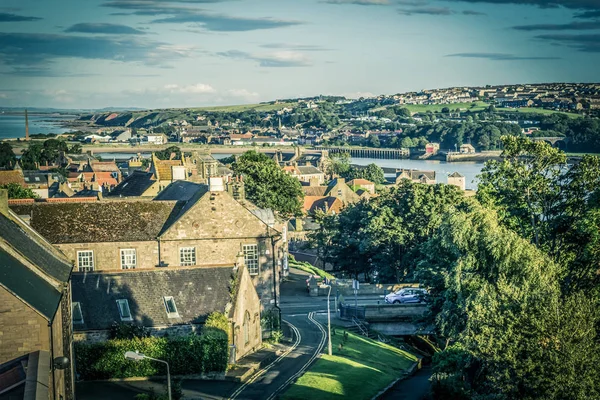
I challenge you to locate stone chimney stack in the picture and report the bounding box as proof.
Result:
[25,109,30,141]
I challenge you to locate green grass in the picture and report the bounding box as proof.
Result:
[495,107,582,118]
[404,101,489,113]
[190,102,297,113]
[282,330,418,400]
[288,256,334,280]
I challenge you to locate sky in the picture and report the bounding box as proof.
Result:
[0,0,599,109]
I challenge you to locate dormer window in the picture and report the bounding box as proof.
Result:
[116,299,133,321]
[72,302,84,324]
[163,296,179,318]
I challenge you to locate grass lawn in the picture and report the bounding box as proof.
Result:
[281,329,418,400]
[191,102,297,113]
[496,107,581,118]
[405,101,489,113]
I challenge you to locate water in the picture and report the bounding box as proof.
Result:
[0,113,76,140]
[350,157,483,190]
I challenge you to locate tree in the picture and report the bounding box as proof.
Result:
[347,163,385,184]
[231,150,303,218]
[368,135,380,148]
[0,142,16,169]
[325,152,351,177]
[155,146,181,160]
[477,136,600,294]
[415,204,600,400]
[69,143,82,154]
[0,183,39,199]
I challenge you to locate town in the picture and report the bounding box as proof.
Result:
[2,0,600,398]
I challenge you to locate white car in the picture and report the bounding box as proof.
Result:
[385,288,427,304]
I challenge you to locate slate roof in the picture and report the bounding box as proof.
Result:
[303,196,343,214]
[154,181,208,201]
[297,166,323,175]
[10,201,182,244]
[0,170,25,186]
[22,171,64,186]
[71,267,234,331]
[302,186,327,197]
[448,172,464,178]
[108,171,155,197]
[0,213,72,282]
[396,169,437,181]
[0,249,62,320]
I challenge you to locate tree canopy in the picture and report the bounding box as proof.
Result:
[0,183,39,199]
[0,142,16,170]
[231,150,303,218]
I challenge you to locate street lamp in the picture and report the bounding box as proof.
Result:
[125,351,171,400]
[322,284,333,356]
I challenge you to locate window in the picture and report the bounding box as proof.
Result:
[163,296,179,318]
[72,302,84,324]
[243,244,259,275]
[244,311,250,345]
[120,249,137,269]
[179,247,196,266]
[337,189,342,196]
[116,299,133,321]
[77,250,94,272]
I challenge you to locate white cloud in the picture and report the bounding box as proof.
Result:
[163,83,216,94]
[227,88,260,100]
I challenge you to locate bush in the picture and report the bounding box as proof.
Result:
[110,322,150,340]
[75,332,228,380]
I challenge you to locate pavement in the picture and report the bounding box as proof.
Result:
[75,268,425,400]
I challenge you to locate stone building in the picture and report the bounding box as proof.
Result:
[71,263,262,360]
[0,189,75,399]
[302,178,361,206]
[447,172,466,191]
[11,189,285,309]
[395,169,437,185]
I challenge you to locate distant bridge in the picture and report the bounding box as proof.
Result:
[530,136,570,150]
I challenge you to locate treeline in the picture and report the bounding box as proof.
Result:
[310,137,600,399]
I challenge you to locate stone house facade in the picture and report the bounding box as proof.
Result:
[11,190,284,309]
[0,190,75,399]
[447,172,466,191]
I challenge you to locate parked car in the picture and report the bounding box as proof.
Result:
[385,288,427,304]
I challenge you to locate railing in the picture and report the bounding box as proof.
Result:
[340,305,366,320]
[352,317,369,337]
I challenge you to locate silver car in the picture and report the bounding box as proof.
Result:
[385,288,427,304]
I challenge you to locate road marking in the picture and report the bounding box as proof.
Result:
[264,312,327,400]
[229,319,301,400]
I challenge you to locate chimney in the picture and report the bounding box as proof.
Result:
[0,189,8,216]
[25,109,29,141]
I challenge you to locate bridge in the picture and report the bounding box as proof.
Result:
[530,136,570,150]
[313,146,410,159]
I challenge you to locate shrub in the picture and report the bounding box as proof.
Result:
[110,322,150,340]
[204,312,230,336]
[271,330,284,343]
[75,332,228,380]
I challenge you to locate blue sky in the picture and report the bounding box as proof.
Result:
[0,0,598,109]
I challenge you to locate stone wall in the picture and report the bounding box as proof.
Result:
[0,286,50,363]
[74,324,202,343]
[363,304,427,322]
[57,241,159,272]
[231,266,262,360]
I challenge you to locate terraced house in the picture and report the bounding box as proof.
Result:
[10,188,283,357]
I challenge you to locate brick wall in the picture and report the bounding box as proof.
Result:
[0,286,50,363]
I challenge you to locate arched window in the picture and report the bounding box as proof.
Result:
[244,311,250,345]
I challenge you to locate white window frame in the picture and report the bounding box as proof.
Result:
[243,244,259,275]
[116,299,133,321]
[120,249,137,270]
[163,296,179,318]
[72,302,84,324]
[179,247,196,266]
[77,250,94,272]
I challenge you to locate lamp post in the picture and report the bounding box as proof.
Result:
[125,351,171,400]
[324,284,333,356]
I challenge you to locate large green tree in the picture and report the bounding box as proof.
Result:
[415,204,600,400]
[0,142,16,169]
[232,150,303,218]
[347,163,385,184]
[477,136,600,294]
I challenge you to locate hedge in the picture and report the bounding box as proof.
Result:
[75,332,228,380]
